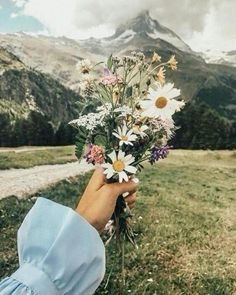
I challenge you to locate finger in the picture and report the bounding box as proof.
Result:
[123,190,136,198]
[86,168,105,192]
[111,178,139,197]
[125,193,137,205]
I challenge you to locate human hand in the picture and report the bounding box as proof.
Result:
[75,168,139,232]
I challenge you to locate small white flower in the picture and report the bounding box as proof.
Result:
[69,112,105,131]
[104,220,114,234]
[113,124,137,146]
[151,117,175,139]
[114,106,133,116]
[132,124,149,138]
[76,59,93,74]
[147,278,154,283]
[96,103,112,116]
[140,83,185,119]
[102,150,137,183]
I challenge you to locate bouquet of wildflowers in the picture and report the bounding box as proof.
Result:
[70,52,185,246]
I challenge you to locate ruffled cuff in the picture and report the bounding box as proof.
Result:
[0,197,105,295]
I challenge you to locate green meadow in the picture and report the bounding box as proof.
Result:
[0,150,236,294]
[0,146,76,169]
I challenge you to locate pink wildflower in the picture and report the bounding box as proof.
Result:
[84,144,105,165]
[100,68,122,86]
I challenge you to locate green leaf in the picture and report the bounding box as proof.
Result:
[75,133,86,160]
[107,54,113,70]
[94,134,106,146]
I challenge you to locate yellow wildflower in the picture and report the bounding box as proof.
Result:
[152,52,161,63]
[155,66,166,85]
[168,55,178,70]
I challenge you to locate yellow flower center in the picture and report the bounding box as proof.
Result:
[113,160,125,172]
[155,96,168,109]
[121,135,128,141]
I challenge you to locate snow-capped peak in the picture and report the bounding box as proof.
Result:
[110,10,192,53]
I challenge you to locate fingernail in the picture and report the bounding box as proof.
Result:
[122,192,129,198]
[132,178,139,184]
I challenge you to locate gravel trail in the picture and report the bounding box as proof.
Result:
[0,161,92,200]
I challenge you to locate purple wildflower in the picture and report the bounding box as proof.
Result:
[149,145,170,165]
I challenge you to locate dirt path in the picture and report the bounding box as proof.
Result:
[0,160,92,200]
[0,146,73,153]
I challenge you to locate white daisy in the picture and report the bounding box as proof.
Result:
[112,124,137,146]
[102,150,137,183]
[140,83,185,119]
[132,124,149,138]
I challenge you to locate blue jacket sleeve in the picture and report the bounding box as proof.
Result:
[0,197,105,295]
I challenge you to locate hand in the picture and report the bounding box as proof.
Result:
[75,168,139,232]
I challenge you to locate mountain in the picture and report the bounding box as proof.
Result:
[79,11,192,55]
[0,11,235,122]
[0,32,104,90]
[0,11,192,88]
[0,47,81,143]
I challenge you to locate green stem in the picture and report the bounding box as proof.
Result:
[140,62,168,84]
[121,240,126,286]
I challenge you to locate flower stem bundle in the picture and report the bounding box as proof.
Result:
[70,51,185,247]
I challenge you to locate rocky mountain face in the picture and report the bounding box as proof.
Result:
[79,11,192,55]
[0,47,81,126]
[0,33,104,90]
[0,11,235,122]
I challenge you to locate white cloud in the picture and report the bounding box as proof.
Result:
[11,0,27,8]
[21,0,156,39]
[186,2,236,51]
[13,0,236,51]
[0,4,2,10]
[10,12,18,18]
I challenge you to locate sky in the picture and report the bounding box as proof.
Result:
[0,0,235,52]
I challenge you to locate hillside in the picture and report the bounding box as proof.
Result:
[0,47,81,146]
[0,47,80,124]
[0,33,103,90]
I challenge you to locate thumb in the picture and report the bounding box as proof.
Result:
[86,168,105,192]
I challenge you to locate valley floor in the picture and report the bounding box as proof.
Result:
[0,149,236,294]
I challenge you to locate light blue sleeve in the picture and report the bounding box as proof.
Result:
[0,197,105,295]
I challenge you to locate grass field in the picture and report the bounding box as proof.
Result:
[0,150,236,294]
[0,146,76,169]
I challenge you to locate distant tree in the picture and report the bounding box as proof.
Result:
[172,101,232,149]
[229,121,236,149]
[0,113,12,146]
[10,118,28,147]
[26,111,55,145]
[55,122,76,145]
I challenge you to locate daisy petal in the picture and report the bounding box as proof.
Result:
[119,171,129,182]
[108,150,116,162]
[125,165,137,174]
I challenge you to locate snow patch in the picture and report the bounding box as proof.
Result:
[147,30,189,52]
[202,49,236,67]
[115,30,136,43]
